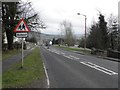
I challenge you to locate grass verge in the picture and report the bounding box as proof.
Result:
[2,49,21,60]
[55,45,91,54]
[2,47,45,88]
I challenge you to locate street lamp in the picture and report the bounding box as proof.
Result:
[77,13,87,49]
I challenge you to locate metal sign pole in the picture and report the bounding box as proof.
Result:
[21,38,24,68]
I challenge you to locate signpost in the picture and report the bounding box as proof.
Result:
[14,18,30,68]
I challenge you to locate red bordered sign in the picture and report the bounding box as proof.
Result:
[14,18,30,32]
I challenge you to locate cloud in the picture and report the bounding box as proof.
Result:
[26,0,119,35]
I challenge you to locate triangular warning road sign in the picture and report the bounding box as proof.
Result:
[14,18,30,32]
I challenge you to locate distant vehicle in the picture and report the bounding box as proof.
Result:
[49,41,52,45]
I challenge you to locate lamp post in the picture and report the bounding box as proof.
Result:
[77,13,87,50]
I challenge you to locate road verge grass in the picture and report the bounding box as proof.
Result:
[2,47,45,88]
[55,45,91,54]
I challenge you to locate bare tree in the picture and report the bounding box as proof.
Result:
[107,14,118,50]
[107,14,117,33]
[18,1,46,43]
[17,1,45,31]
[60,20,75,46]
[2,1,45,50]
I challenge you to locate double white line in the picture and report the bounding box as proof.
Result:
[80,62,118,76]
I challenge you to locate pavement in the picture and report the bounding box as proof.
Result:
[40,46,118,88]
[97,56,119,62]
[2,46,35,72]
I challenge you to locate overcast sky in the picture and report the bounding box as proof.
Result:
[23,0,119,35]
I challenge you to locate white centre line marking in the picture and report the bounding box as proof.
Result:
[63,55,73,59]
[61,52,65,55]
[54,51,60,54]
[80,62,118,76]
[69,55,79,60]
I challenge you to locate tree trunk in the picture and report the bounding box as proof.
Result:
[6,29,14,50]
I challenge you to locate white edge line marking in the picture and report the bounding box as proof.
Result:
[43,63,50,88]
[49,50,60,55]
[80,62,118,75]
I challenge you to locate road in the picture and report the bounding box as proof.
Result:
[40,45,118,88]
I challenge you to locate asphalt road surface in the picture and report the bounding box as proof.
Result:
[40,46,118,88]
